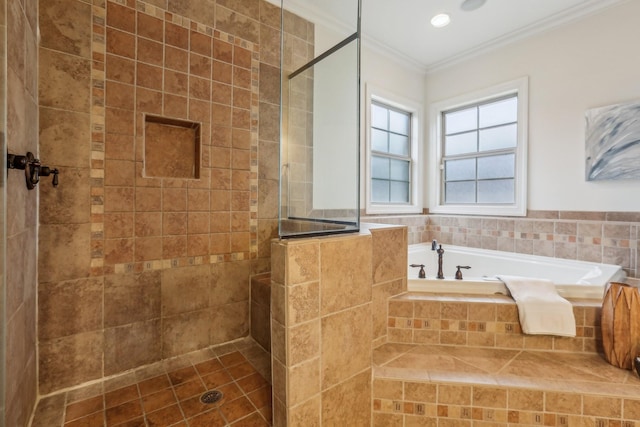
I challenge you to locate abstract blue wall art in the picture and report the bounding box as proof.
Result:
[585,100,640,181]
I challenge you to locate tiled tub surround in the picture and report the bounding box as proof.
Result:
[364,211,640,278]
[373,293,640,426]
[37,0,285,396]
[429,212,640,279]
[363,215,428,246]
[386,294,602,352]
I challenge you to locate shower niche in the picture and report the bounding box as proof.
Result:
[144,115,201,179]
[279,0,361,238]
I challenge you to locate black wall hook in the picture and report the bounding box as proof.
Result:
[7,151,59,190]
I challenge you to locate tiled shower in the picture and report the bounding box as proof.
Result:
[4,0,284,423]
[36,0,284,392]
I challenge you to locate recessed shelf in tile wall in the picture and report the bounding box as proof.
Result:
[144,115,201,179]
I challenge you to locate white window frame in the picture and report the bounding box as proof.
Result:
[429,77,529,216]
[365,83,423,214]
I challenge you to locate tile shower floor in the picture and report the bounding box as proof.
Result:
[31,338,272,427]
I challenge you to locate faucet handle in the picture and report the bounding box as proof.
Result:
[410,264,426,279]
[455,265,471,280]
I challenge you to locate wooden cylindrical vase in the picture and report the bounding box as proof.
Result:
[601,281,640,370]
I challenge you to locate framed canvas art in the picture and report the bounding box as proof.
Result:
[585,100,640,181]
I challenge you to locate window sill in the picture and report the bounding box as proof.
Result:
[365,204,423,215]
[429,204,526,217]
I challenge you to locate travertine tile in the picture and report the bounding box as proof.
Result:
[288,357,320,407]
[104,271,161,327]
[161,265,210,316]
[288,395,320,427]
[321,304,371,389]
[287,281,319,325]
[210,301,250,345]
[162,309,211,358]
[624,398,640,419]
[472,386,506,408]
[372,279,404,339]
[39,48,91,112]
[39,107,91,168]
[282,241,318,285]
[104,319,162,375]
[210,260,251,305]
[371,227,407,284]
[39,331,104,394]
[38,277,103,341]
[321,370,371,427]
[38,223,91,283]
[544,391,580,414]
[320,235,372,314]
[40,167,91,225]
[404,382,436,402]
[216,5,259,42]
[289,320,320,366]
[583,395,621,418]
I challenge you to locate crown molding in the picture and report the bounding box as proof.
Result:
[425,0,629,74]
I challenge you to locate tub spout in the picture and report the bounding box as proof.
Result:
[436,245,445,279]
[431,240,438,250]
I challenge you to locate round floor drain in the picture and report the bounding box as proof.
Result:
[200,390,224,404]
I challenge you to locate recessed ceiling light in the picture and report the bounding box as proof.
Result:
[430,13,451,28]
[461,0,487,12]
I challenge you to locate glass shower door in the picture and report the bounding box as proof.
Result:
[279,0,361,238]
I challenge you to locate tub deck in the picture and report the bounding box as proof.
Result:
[408,243,626,299]
[373,292,640,425]
[374,343,639,398]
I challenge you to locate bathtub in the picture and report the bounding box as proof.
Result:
[408,243,626,300]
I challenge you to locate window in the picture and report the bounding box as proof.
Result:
[429,77,528,216]
[366,85,422,214]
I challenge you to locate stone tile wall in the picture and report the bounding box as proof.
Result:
[36,0,282,395]
[270,224,407,426]
[387,294,602,353]
[250,273,271,351]
[373,292,640,426]
[4,0,39,425]
[373,380,640,426]
[429,211,640,278]
[363,214,428,246]
[365,211,640,278]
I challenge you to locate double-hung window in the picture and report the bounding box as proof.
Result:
[430,77,528,216]
[366,85,422,214]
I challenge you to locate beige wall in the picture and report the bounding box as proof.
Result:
[425,1,640,213]
[37,0,282,395]
[4,0,39,425]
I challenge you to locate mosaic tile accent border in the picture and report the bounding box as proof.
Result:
[89,0,260,276]
[373,380,640,427]
[387,294,602,353]
[363,211,640,278]
[90,0,106,277]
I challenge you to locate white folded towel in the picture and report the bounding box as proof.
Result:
[497,275,576,337]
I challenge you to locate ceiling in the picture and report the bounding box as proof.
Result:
[278,0,626,72]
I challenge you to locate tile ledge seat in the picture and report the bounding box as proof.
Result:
[373,342,640,399]
[379,293,640,398]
